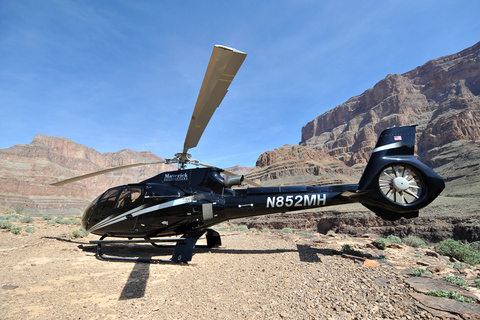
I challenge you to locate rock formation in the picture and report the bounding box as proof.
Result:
[300,42,480,169]
[0,135,176,214]
[249,41,480,193]
[248,144,360,186]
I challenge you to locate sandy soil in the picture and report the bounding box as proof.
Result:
[1,219,479,319]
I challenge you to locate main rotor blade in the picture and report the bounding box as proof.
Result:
[50,160,168,186]
[182,45,247,155]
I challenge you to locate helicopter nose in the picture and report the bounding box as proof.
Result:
[81,211,89,230]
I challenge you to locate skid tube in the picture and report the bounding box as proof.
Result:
[90,229,222,264]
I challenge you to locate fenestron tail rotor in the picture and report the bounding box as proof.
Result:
[51,45,250,187]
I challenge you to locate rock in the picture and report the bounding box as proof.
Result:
[364,259,380,267]
[410,292,480,320]
[426,266,445,274]
[405,277,479,303]
[300,41,480,170]
[0,135,177,214]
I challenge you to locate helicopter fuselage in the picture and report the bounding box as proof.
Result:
[81,125,445,240]
[81,167,360,238]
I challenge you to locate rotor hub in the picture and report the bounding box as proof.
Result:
[392,177,410,191]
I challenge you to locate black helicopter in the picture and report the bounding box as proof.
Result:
[52,45,445,264]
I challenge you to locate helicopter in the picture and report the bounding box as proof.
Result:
[52,45,445,264]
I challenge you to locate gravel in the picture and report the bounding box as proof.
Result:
[1,220,438,319]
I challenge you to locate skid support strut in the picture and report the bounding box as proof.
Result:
[90,228,221,264]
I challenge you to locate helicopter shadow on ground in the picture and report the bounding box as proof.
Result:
[75,242,327,300]
[79,243,161,300]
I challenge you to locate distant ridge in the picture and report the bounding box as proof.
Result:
[250,41,480,195]
[0,135,176,214]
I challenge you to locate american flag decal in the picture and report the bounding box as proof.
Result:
[394,135,402,141]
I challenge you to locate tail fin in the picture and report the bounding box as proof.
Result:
[358,125,444,221]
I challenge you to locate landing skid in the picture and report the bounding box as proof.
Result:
[90,229,222,264]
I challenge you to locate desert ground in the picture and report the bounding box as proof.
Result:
[1,217,480,320]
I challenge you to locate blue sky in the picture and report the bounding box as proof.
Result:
[1,1,479,169]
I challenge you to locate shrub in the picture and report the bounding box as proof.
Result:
[214,224,228,231]
[0,220,13,230]
[71,227,89,238]
[54,217,80,225]
[403,236,427,248]
[233,225,249,232]
[20,215,34,223]
[374,238,389,250]
[262,228,270,233]
[412,268,432,277]
[342,244,364,257]
[474,279,480,288]
[14,206,24,214]
[25,226,35,233]
[0,214,19,222]
[453,262,474,270]
[434,239,480,265]
[42,215,53,220]
[10,226,21,235]
[426,290,474,303]
[386,235,403,244]
[442,276,468,290]
[278,227,293,234]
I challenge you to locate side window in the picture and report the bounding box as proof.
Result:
[97,188,122,212]
[116,187,144,209]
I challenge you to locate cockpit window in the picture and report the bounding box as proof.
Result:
[116,187,143,209]
[97,188,122,211]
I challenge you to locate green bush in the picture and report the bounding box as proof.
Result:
[374,238,389,250]
[442,276,468,289]
[426,290,474,303]
[14,206,24,214]
[54,217,80,225]
[262,228,270,233]
[0,220,13,230]
[474,279,480,288]
[11,226,22,235]
[214,224,228,231]
[20,215,34,223]
[25,226,36,233]
[453,262,474,270]
[342,244,364,257]
[71,227,89,238]
[42,215,53,220]
[0,214,20,222]
[412,268,432,277]
[386,235,403,244]
[403,236,428,248]
[278,227,293,234]
[434,239,480,265]
[297,231,310,235]
[233,225,249,232]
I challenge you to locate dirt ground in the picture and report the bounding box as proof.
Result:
[1,219,480,319]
